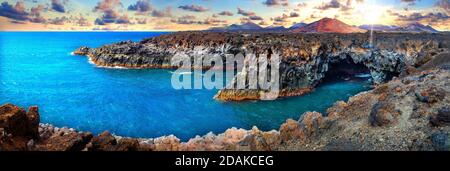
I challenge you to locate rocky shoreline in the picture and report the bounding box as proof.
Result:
[74,32,450,101]
[1,68,449,151]
[2,32,449,151]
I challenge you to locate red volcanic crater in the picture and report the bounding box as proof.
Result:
[292,18,367,33]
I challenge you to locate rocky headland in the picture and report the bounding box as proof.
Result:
[1,68,449,151]
[74,32,449,101]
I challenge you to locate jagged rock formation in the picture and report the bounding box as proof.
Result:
[1,69,449,151]
[74,32,450,101]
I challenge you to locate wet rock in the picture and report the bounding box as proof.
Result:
[73,46,90,56]
[369,102,400,126]
[430,107,450,126]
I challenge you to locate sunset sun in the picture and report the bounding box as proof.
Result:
[356,2,384,24]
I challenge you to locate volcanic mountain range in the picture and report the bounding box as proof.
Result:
[208,17,440,33]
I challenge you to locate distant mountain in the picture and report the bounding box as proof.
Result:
[394,22,439,33]
[289,22,307,30]
[359,24,400,31]
[228,22,263,30]
[359,23,439,33]
[263,25,287,32]
[292,18,366,33]
[209,22,263,32]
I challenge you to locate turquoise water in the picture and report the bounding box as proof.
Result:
[0,32,371,141]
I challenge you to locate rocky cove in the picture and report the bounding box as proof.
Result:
[1,32,450,151]
[74,32,449,101]
[1,68,449,151]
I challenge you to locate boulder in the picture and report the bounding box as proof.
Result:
[0,104,29,137]
[279,119,302,142]
[73,46,90,56]
[369,102,401,126]
[35,132,93,151]
[430,107,450,126]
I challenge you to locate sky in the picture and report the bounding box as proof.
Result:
[0,0,449,31]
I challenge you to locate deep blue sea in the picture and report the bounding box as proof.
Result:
[0,32,371,141]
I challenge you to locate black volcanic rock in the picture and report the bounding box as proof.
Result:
[74,32,449,101]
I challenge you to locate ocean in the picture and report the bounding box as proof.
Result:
[0,32,371,141]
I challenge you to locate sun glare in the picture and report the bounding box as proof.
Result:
[356,3,384,25]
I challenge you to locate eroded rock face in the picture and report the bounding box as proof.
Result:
[74,32,449,101]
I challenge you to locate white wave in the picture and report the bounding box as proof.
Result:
[170,71,193,75]
[87,58,128,69]
[355,73,372,78]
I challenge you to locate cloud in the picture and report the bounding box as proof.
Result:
[171,15,226,26]
[151,7,172,17]
[237,8,255,16]
[136,18,146,24]
[218,11,233,16]
[259,20,269,25]
[94,0,122,12]
[400,0,419,6]
[171,15,199,24]
[272,14,289,22]
[48,16,68,25]
[297,2,307,8]
[262,0,289,7]
[249,15,263,20]
[95,9,130,25]
[127,0,152,13]
[74,15,91,26]
[51,0,66,13]
[290,12,299,17]
[93,0,129,25]
[391,10,450,25]
[178,4,209,12]
[203,17,227,26]
[316,0,341,10]
[30,4,45,16]
[436,0,450,13]
[29,16,46,23]
[0,1,29,21]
